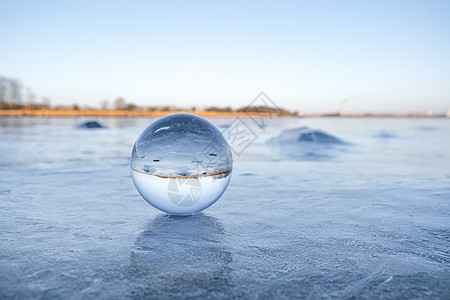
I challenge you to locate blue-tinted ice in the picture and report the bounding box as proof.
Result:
[0,117,449,299]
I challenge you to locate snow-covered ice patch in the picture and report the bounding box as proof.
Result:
[266,126,349,161]
[267,126,346,145]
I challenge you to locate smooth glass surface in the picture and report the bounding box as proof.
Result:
[130,113,232,214]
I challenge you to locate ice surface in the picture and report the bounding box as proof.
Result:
[0,116,449,299]
[130,113,232,214]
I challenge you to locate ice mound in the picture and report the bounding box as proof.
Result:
[266,126,348,161]
[76,121,106,129]
[415,125,441,131]
[267,126,345,145]
[373,130,398,139]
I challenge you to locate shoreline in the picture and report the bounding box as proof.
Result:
[0,109,252,118]
[0,109,447,118]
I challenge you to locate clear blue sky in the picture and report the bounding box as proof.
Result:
[1,0,449,113]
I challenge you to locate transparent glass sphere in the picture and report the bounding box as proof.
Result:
[130,113,232,215]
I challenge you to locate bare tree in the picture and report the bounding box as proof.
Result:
[100,99,109,110]
[26,87,35,104]
[42,97,50,108]
[114,97,125,110]
[126,103,138,111]
[10,80,22,105]
[0,78,6,103]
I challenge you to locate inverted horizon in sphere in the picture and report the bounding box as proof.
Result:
[130,113,233,215]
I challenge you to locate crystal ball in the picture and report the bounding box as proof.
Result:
[130,113,233,215]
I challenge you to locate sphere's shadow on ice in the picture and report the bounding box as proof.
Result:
[127,214,233,298]
[266,126,350,161]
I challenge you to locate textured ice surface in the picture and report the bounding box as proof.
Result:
[130,114,232,214]
[1,117,450,299]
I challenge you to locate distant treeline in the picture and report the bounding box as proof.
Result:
[68,97,299,116]
[0,76,52,110]
[0,77,298,115]
[0,77,24,109]
[0,97,298,116]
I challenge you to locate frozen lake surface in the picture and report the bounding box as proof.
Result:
[1,116,449,299]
